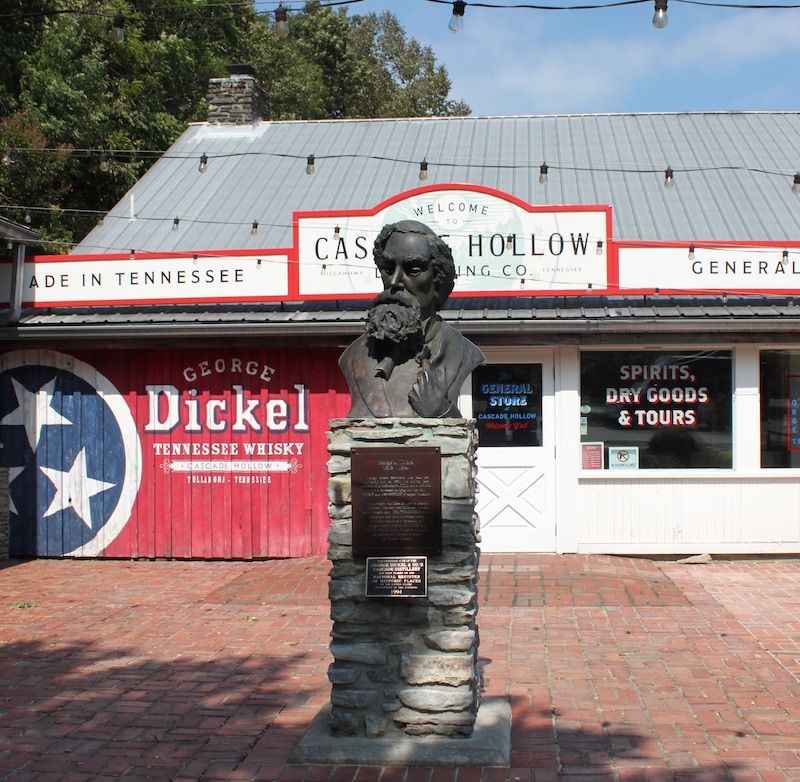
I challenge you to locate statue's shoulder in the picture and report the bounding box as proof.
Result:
[438,319,486,370]
[339,333,368,369]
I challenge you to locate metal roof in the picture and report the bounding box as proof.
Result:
[10,295,800,344]
[75,112,800,255]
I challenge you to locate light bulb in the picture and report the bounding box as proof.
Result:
[783,250,790,262]
[172,217,180,232]
[111,13,125,43]
[539,163,549,185]
[664,166,674,189]
[130,249,135,260]
[449,1,466,33]
[306,155,315,175]
[275,4,289,37]
[688,245,695,260]
[596,240,604,256]
[198,154,208,173]
[333,225,340,239]
[792,173,800,196]
[652,0,668,28]
[99,153,110,173]
[2,149,11,165]
[419,160,428,181]
[251,221,259,236]
[506,235,513,250]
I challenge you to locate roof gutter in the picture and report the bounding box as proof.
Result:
[5,314,800,342]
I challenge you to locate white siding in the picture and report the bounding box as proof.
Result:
[577,473,800,553]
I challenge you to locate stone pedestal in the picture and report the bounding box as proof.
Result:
[325,418,480,739]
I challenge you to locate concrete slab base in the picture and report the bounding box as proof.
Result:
[289,697,511,767]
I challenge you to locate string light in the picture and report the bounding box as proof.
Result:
[539,163,549,185]
[449,0,466,32]
[99,153,110,173]
[306,154,315,175]
[652,0,668,27]
[275,3,289,37]
[333,225,341,238]
[664,166,674,189]
[2,149,12,165]
[506,235,514,250]
[419,160,428,181]
[129,249,135,260]
[111,13,125,43]
[596,240,603,255]
[793,173,800,196]
[783,249,790,262]
[198,154,208,173]
[251,220,259,236]
[172,217,180,232]
[688,244,695,260]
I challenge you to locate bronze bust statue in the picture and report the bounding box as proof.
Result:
[339,220,485,418]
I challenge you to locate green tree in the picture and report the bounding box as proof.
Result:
[2,0,468,250]
[248,2,470,120]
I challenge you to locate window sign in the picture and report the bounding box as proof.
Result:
[580,350,733,469]
[608,446,639,470]
[760,352,800,467]
[788,376,800,451]
[581,442,605,469]
[472,364,543,447]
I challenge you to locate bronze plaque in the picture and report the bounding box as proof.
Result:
[351,446,442,557]
[366,557,427,598]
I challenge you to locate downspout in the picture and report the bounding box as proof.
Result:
[8,241,25,325]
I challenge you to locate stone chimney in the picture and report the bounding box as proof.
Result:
[206,64,268,124]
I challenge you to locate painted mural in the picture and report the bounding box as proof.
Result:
[0,347,349,558]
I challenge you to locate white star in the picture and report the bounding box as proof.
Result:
[7,466,24,515]
[0,377,72,452]
[40,448,116,530]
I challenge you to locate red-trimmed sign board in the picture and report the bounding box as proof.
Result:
[0,347,349,558]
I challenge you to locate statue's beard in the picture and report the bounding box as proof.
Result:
[365,290,424,346]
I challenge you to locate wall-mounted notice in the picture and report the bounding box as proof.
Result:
[582,442,605,470]
[608,446,639,470]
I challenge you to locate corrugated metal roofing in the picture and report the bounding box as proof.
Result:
[75,112,800,255]
[11,295,800,342]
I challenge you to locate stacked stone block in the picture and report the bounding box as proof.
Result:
[326,418,480,738]
[207,72,268,124]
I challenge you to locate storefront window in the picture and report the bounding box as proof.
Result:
[472,363,543,447]
[760,350,800,468]
[580,350,733,470]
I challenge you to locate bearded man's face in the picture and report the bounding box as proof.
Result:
[365,289,423,345]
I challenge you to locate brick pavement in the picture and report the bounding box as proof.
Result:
[1,555,800,781]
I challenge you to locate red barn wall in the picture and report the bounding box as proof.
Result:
[0,346,350,559]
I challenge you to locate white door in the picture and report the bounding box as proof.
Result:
[461,351,556,552]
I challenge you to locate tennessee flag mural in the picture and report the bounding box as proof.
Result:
[0,347,348,558]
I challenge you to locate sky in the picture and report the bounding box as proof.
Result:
[333,0,800,116]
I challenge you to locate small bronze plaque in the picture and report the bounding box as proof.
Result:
[366,556,427,598]
[351,446,442,557]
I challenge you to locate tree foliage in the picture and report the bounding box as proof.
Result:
[1,0,469,251]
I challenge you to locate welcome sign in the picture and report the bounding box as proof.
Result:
[296,185,612,297]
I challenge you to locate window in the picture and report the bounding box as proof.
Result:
[760,350,800,468]
[472,363,543,447]
[580,350,733,470]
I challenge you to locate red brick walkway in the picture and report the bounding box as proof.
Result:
[1,555,799,781]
